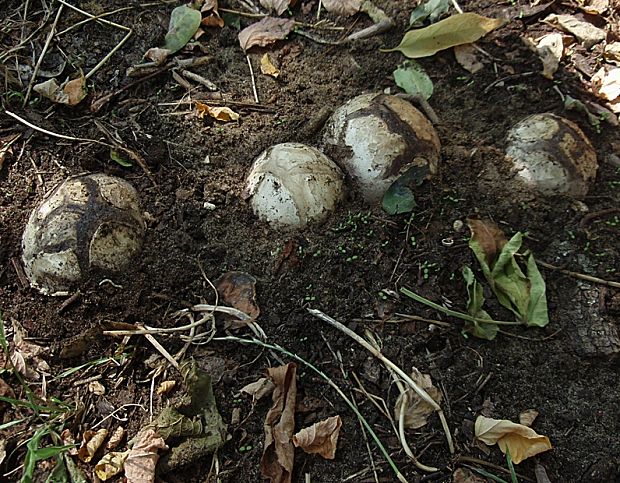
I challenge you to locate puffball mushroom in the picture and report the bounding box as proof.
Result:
[505,113,598,198]
[22,173,145,296]
[322,93,441,203]
[245,143,344,228]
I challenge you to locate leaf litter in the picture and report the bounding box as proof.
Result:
[293,415,342,459]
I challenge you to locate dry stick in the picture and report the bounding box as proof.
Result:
[450,0,464,14]
[246,54,259,104]
[537,261,620,289]
[308,308,455,455]
[23,3,65,107]
[56,6,133,36]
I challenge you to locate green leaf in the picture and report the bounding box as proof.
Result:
[382,183,416,215]
[491,232,530,320]
[393,61,434,100]
[164,6,202,53]
[22,428,74,483]
[384,13,504,59]
[525,254,549,327]
[409,0,451,27]
[222,12,241,30]
[462,266,498,340]
[110,149,133,167]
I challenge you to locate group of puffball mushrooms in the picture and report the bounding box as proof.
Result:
[22,93,598,296]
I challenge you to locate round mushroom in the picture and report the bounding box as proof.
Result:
[322,93,441,203]
[245,143,344,228]
[505,113,598,198]
[22,173,145,295]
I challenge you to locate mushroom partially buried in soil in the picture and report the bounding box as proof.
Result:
[245,142,344,228]
[505,113,598,198]
[322,93,441,204]
[22,173,146,296]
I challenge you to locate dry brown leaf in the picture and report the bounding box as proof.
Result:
[591,67,620,110]
[545,14,606,49]
[78,428,108,463]
[60,429,78,456]
[11,320,50,380]
[293,415,341,459]
[466,218,507,266]
[260,0,297,16]
[475,415,552,464]
[196,102,240,122]
[454,44,484,74]
[260,53,281,78]
[33,76,87,105]
[322,0,361,16]
[260,363,297,483]
[124,428,168,483]
[95,450,129,481]
[240,377,276,401]
[106,426,126,450]
[519,409,539,427]
[536,33,563,79]
[604,42,620,65]
[215,271,260,319]
[156,380,177,395]
[88,381,105,395]
[144,47,172,65]
[452,467,486,483]
[581,0,608,14]
[238,17,295,51]
[394,368,441,429]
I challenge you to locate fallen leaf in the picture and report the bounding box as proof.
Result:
[519,409,539,427]
[321,0,361,16]
[201,0,224,28]
[260,0,297,16]
[144,47,172,65]
[384,13,503,59]
[545,14,606,49]
[466,218,506,266]
[106,426,126,450]
[394,368,441,429]
[260,53,280,78]
[475,415,552,464]
[165,5,202,53]
[393,60,434,99]
[452,467,486,483]
[156,380,177,395]
[454,44,484,74]
[215,271,260,319]
[581,0,608,14]
[95,450,129,481]
[33,76,87,105]
[293,415,341,459]
[536,33,564,79]
[78,428,108,463]
[10,320,50,380]
[238,17,295,51]
[604,42,620,65]
[88,381,105,395]
[0,134,20,171]
[591,67,620,108]
[260,363,297,483]
[196,102,240,122]
[124,428,168,483]
[409,0,450,27]
[462,266,498,340]
[60,429,78,456]
[240,377,276,401]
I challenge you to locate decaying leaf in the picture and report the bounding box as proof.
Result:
[452,467,486,483]
[591,67,620,111]
[124,428,168,482]
[157,380,177,395]
[260,53,280,78]
[33,76,87,106]
[545,14,606,49]
[196,102,240,122]
[467,218,506,266]
[60,429,78,456]
[409,0,451,27]
[322,0,361,16]
[144,47,172,65]
[201,0,224,27]
[78,428,108,463]
[106,426,126,450]
[241,377,276,401]
[394,368,441,429]
[260,362,297,483]
[581,0,609,14]
[454,44,484,74]
[384,13,503,59]
[393,60,434,99]
[164,5,202,53]
[10,320,50,380]
[519,409,539,427]
[604,42,620,65]
[215,271,260,320]
[536,33,564,79]
[95,450,129,481]
[475,415,552,464]
[238,17,295,51]
[260,0,297,16]
[293,415,341,459]
[462,266,498,340]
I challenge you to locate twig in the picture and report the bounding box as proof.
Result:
[395,94,440,125]
[536,261,620,289]
[483,72,534,94]
[246,55,259,104]
[23,4,65,107]
[308,308,455,455]
[450,0,464,14]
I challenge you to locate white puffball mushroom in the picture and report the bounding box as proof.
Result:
[322,93,441,203]
[246,143,344,228]
[505,113,598,198]
[22,173,146,296]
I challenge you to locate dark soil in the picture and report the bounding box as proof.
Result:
[1,1,619,482]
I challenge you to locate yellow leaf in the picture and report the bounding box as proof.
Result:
[95,450,129,481]
[384,13,504,59]
[475,415,552,464]
[196,102,240,122]
[156,380,177,395]
[260,53,280,78]
[78,428,108,463]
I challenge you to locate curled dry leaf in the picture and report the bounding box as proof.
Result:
[215,271,260,320]
[293,415,342,459]
[106,426,126,450]
[95,450,129,481]
[260,363,297,483]
[394,368,441,429]
[475,415,552,464]
[466,218,506,266]
[604,42,620,65]
[10,320,50,380]
[124,428,168,483]
[201,0,224,28]
[34,76,87,106]
[454,44,484,74]
[452,467,486,483]
[88,380,105,395]
[240,377,276,401]
[144,47,172,65]
[260,0,297,16]
[78,428,108,463]
[157,380,177,395]
[238,17,295,51]
[196,102,240,122]
[545,14,606,49]
[536,33,563,79]
[519,409,539,427]
[321,0,362,16]
[591,67,620,112]
[260,53,280,78]
[60,429,78,456]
